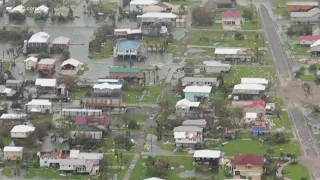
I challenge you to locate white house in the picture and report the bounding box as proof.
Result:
[241,78,269,87]
[137,12,177,27]
[3,146,24,160]
[24,56,38,71]
[183,85,212,101]
[11,125,35,138]
[221,10,243,25]
[62,109,103,116]
[173,126,203,147]
[203,60,231,73]
[35,78,57,94]
[70,124,103,139]
[27,32,50,48]
[181,77,219,87]
[93,83,122,95]
[60,58,83,76]
[193,150,221,165]
[25,99,52,114]
[129,0,158,12]
[175,98,200,117]
[34,5,49,15]
[232,84,266,95]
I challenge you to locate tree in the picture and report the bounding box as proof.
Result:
[62,50,70,60]
[128,120,139,130]
[243,8,253,20]
[37,52,49,59]
[191,7,214,26]
[178,5,186,18]
[291,153,297,162]
[280,152,285,160]
[235,32,244,40]
[309,64,317,72]
[122,80,128,90]
[57,75,78,91]
[217,74,224,86]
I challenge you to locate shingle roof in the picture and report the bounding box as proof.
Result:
[232,154,264,166]
[109,67,140,73]
[222,10,241,18]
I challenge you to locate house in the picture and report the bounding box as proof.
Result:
[5,80,23,89]
[290,8,320,25]
[114,29,142,39]
[143,2,177,13]
[242,100,266,114]
[34,5,49,16]
[183,85,212,101]
[193,150,221,166]
[24,56,38,71]
[93,83,122,95]
[175,98,200,117]
[173,126,203,147]
[241,78,268,87]
[137,12,177,27]
[216,0,234,8]
[182,119,207,128]
[129,0,158,12]
[62,109,103,116]
[232,84,266,100]
[311,40,320,54]
[203,60,231,73]
[0,85,16,97]
[299,35,320,45]
[231,154,265,180]
[37,58,56,75]
[35,78,57,94]
[60,58,83,76]
[3,146,24,160]
[75,116,111,130]
[109,67,144,81]
[215,48,254,62]
[286,1,318,12]
[39,150,70,167]
[70,124,103,139]
[54,6,70,19]
[181,77,220,87]
[9,5,25,14]
[80,97,125,108]
[0,114,27,126]
[114,41,146,59]
[51,36,71,51]
[25,32,50,54]
[222,10,243,25]
[97,79,122,84]
[10,125,35,138]
[25,99,52,114]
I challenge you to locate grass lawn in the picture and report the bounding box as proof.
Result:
[96,138,136,153]
[272,111,292,129]
[222,140,301,156]
[3,61,10,70]
[71,89,87,99]
[26,168,91,179]
[169,0,201,5]
[300,74,315,82]
[122,91,142,104]
[242,20,262,30]
[316,134,320,141]
[283,163,311,180]
[3,137,11,146]
[223,66,276,86]
[76,65,89,76]
[110,114,148,122]
[210,89,227,100]
[104,154,133,166]
[142,84,164,103]
[130,156,194,180]
[164,91,182,106]
[273,0,288,15]
[89,41,114,59]
[200,49,216,56]
[287,43,310,56]
[199,23,223,30]
[1,167,12,178]
[148,127,156,134]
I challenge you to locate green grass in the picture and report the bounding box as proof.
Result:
[71,89,87,99]
[199,23,223,30]
[95,138,136,153]
[3,137,11,146]
[210,89,226,100]
[169,0,201,5]
[104,154,133,166]
[287,43,310,56]
[164,91,181,106]
[142,84,164,103]
[1,167,13,178]
[316,134,320,141]
[110,114,148,122]
[89,41,114,59]
[300,74,315,82]
[122,91,142,104]
[26,168,92,179]
[283,163,311,180]
[3,61,10,70]
[200,49,216,56]
[224,66,276,86]
[222,140,301,156]
[242,20,262,30]
[76,65,89,76]
[272,111,292,129]
[130,156,194,180]
[148,127,156,134]
[273,0,288,15]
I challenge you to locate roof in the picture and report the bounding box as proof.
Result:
[232,154,264,166]
[222,10,241,18]
[70,150,80,158]
[174,132,186,139]
[109,67,140,73]
[38,58,56,65]
[61,58,82,67]
[63,109,102,113]
[35,78,56,87]
[299,35,320,41]
[182,77,218,83]
[34,5,49,14]
[245,112,258,119]
[137,12,177,19]
[0,114,27,120]
[54,6,70,17]
[182,119,207,126]
[173,126,203,132]
[216,0,232,4]
[59,158,86,166]
[252,126,266,132]
[203,60,231,67]
[118,41,142,50]
[75,116,111,126]
[241,78,269,85]
[193,150,221,158]
[28,32,50,43]
[290,8,320,18]
[97,79,121,83]
[11,125,35,133]
[10,5,25,14]
[114,29,142,35]
[243,100,266,108]
[71,124,102,132]
[311,40,320,47]
[130,0,157,5]
[183,85,212,93]
[175,98,200,108]
[6,79,22,84]
[52,36,70,44]
[78,152,104,160]
[93,83,122,90]
[144,177,165,180]
[24,56,38,62]
[3,146,23,152]
[233,84,266,91]
[26,99,51,106]
[286,1,318,6]
[215,48,250,55]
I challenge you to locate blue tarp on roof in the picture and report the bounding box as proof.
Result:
[252,126,266,136]
[118,41,142,50]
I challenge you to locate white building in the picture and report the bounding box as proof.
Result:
[3,146,24,160]
[11,125,35,138]
[241,78,269,86]
[25,99,52,114]
[93,83,122,95]
[129,0,158,12]
[24,56,38,71]
[203,60,231,73]
[35,78,57,94]
[311,40,320,52]
[62,109,103,116]
[214,48,253,61]
[245,112,258,122]
[60,58,83,76]
[34,5,49,15]
[183,85,212,101]
[290,8,320,25]
[27,32,50,47]
[0,113,27,125]
[173,126,203,147]
[137,12,177,27]
[97,79,122,84]
[232,84,266,95]
[182,119,207,128]
[181,77,219,87]
[175,98,200,117]
[10,5,25,14]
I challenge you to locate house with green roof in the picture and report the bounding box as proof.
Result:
[109,66,144,82]
[70,124,103,140]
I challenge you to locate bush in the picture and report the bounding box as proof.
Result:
[235,32,244,40]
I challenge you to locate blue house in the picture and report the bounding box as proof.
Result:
[183,85,212,102]
[252,126,266,136]
[114,41,147,60]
